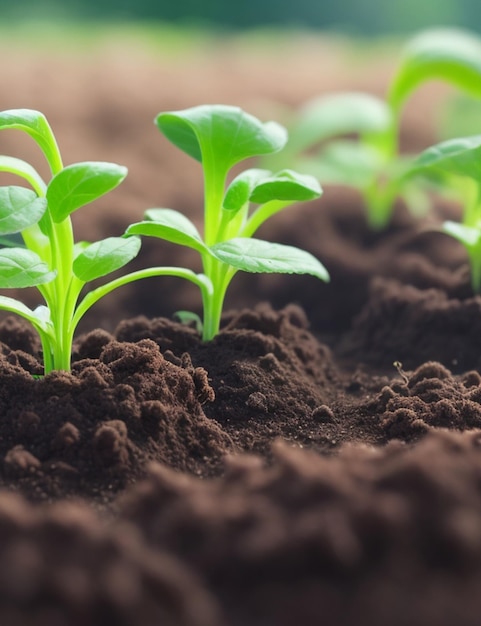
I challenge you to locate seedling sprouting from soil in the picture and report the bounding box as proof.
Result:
[127,104,329,340]
[273,28,481,230]
[410,134,481,293]
[0,109,210,373]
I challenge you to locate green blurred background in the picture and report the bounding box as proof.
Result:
[1,0,479,35]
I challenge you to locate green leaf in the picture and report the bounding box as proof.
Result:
[0,186,47,235]
[389,28,481,112]
[46,161,127,223]
[411,134,481,180]
[173,310,203,333]
[289,92,391,152]
[249,169,322,204]
[126,209,208,254]
[223,169,271,212]
[210,238,330,281]
[0,109,59,166]
[156,105,287,173]
[0,296,44,327]
[73,236,141,282]
[442,220,481,247]
[0,248,55,288]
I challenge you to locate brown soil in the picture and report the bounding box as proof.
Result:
[0,34,480,625]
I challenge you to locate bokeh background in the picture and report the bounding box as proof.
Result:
[0,0,480,34]
[0,0,478,334]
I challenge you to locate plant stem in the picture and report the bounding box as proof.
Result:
[72,267,213,335]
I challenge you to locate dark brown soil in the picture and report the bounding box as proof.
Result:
[0,35,480,625]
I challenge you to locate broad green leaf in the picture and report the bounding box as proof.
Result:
[126,209,208,254]
[249,169,322,204]
[389,29,481,112]
[156,105,287,174]
[289,92,391,152]
[0,186,47,235]
[442,220,481,247]
[0,248,55,288]
[0,155,47,195]
[73,236,141,282]
[46,161,127,223]
[223,169,271,212]
[411,135,481,181]
[0,109,60,170]
[210,237,329,281]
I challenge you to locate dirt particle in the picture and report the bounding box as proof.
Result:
[408,361,452,388]
[246,392,269,413]
[312,405,336,423]
[93,420,129,466]
[191,368,215,405]
[54,422,80,449]
[463,371,481,388]
[16,411,41,438]
[259,353,280,371]
[4,446,41,476]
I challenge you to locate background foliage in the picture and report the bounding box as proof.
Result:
[1,0,479,34]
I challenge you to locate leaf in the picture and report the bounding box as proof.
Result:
[210,238,330,281]
[156,105,287,174]
[0,109,58,164]
[389,28,481,112]
[73,236,141,282]
[126,209,208,254]
[0,248,55,288]
[173,310,203,333]
[442,220,481,247]
[249,169,322,204]
[223,169,271,212]
[411,134,481,181]
[290,92,391,152]
[0,296,45,327]
[46,162,127,223]
[0,186,47,235]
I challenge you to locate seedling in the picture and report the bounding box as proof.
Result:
[410,134,481,293]
[273,28,481,229]
[127,104,329,341]
[0,109,210,373]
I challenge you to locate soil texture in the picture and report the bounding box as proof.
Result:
[0,35,480,625]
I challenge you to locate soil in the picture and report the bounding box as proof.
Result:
[0,33,481,625]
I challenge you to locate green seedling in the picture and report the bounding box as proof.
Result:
[127,104,329,341]
[273,28,481,230]
[409,134,481,293]
[0,109,211,373]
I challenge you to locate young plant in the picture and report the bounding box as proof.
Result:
[272,28,481,230]
[409,134,481,293]
[0,109,210,373]
[127,104,329,341]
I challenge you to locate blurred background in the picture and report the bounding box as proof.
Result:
[0,0,479,34]
[0,0,478,334]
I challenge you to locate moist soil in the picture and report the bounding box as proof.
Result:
[1,37,481,625]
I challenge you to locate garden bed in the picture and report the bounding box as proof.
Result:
[0,33,480,626]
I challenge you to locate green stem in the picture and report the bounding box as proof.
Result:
[242,200,291,238]
[201,261,233,341]
[72,267,213,337]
